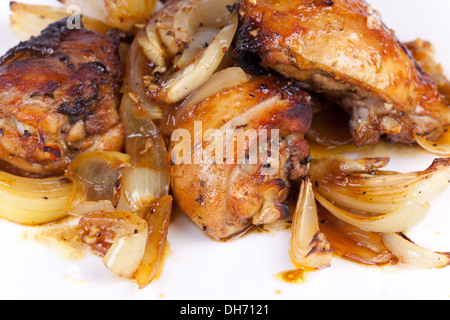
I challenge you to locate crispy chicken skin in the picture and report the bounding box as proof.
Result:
[236,0,450,146]
[0,18,124,177]
[170,76,312,239]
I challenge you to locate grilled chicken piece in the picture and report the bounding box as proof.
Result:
[169,75,312,239]
[406,39,450,106]
[236,0,450,146]
[0,18,124,177]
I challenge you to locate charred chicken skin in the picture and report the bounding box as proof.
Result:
[236,0,450,146]
[170,75,312,239]
[0,17,124,177]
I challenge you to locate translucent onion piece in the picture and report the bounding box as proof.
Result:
[118,167,170,215]
[127,32,165,120]
[60,0,158,31]
[78,211,148,278]
[290,178,332,269]
[0,172,71,225]
[60,0,108,23]
[415,128,450,156]
[175,26,220,70]
[173,0,236,41]
[70,201,116,217]
[310,156,450,214]
[383,233,450,269]
[158,12,238,104]
[117,92,170,216]
[315,192,430,233]
[135,195,173,289]
[10,2,110,40]
[65,151,131,213]
[138,30,167,69]
[175,67,249,123]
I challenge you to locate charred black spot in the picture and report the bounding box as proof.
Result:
[59,55,70,64]
[320,0,335,6]
[234,22,268,76]
[42,146,62,159]
[0,16,84,66]
[226,3,239,13]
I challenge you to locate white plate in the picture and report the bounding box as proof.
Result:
[1,0,450,300]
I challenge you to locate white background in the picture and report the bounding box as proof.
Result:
[0,0,450,300]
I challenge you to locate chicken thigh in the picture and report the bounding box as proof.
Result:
[236,0,450,146]
[0,17,124,177]
[170,74,312,239]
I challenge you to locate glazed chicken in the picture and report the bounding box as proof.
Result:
[0,17,124,177]
[236,0,450,146]
[170,74,312,239]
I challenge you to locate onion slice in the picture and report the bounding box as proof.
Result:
[126,32,165,120]
[134,195,173,289]
[65,151,131,213]
[117,85,170,217]
[383,233,450,268]
[415,128,450,156]
[79,211,149,278]
[315,192,430,233]
[0,172,71,225]
[175,67,250,123]
[310,156,450,214]
[290,178,332,269]
[158,12,238,104]
[60,0,158,31]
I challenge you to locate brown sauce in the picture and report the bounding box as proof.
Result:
[275,268,305,284]
[22,216,88,261]
[306,104,362,159]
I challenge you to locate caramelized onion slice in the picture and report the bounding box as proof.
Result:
[310,156,450,214]
[158,12,238,104]
[383,233,450,269]
[290,178,332,269]
[415,128,450,156]
[10,2,110,40]
[134,195,173,289]
[127,33,165,120]
[60,0,158,31]
[315,192,430,234]
[117,87,170,216]
[173,0,236,40]
[79,211,148,278]
[175,67,249,123]
[65,151,131,213]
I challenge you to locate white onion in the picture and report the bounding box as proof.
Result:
[101,214,149,278]
[65,152,131,212]
[383,233,450,268]
[290,178,332,269]
[175,67,249,122]
[0,172,72,225]
[310,156,450,214]
[117,93,170,217]
[315,192,430,233]
[415,129,450,156]
[175,26,221,69]
[173,0,236,39]
[158,12,238,104]
[138,29,167,69]
[70,200,116,217]
[116,167,170,215]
